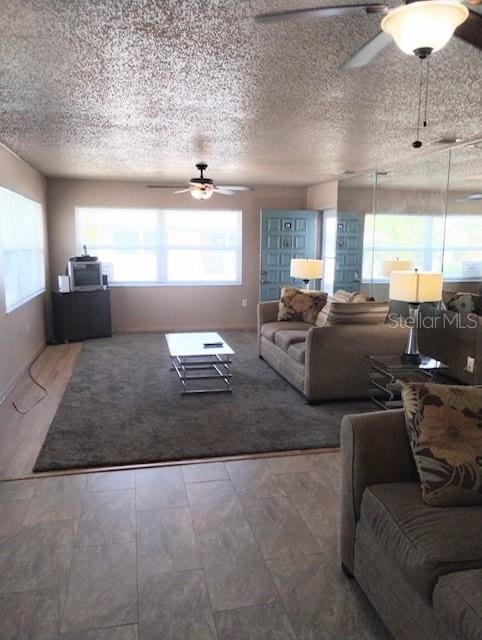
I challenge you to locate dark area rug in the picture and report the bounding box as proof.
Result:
[34,331,375,471]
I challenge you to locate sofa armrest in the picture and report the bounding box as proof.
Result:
[304,323,408,401]
[258,301,279,328]
[340,409,417,574]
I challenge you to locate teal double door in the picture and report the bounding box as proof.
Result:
[334,212,365,293]
[260,209,320,301]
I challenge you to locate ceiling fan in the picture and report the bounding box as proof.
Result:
[147,163,254,200]
[255,0,482,68]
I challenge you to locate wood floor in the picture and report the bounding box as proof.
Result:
[0,344,82,479]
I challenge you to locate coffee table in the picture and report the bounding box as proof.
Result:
[165,332,234,394]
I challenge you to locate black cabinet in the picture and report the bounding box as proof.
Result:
[53,290,112,343]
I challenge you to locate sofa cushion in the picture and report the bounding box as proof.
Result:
[261,321,312,343]
[316,300,389,327]
[274,330,307,352]
[287,342,306,364]
[402,383,482,506]
[360,482,482,602]
[278,287,327,324]
[433,570,482,640]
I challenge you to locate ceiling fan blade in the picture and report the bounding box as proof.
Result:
[217,185,254,192]
[255,3,387,23]
[146,184,185,189]
[344,30,392,68]
[213,188,235,195]
[455,9,482,51]
[456,194,482,202]
[173,188,191,194]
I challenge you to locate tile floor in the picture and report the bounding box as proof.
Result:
[0,452,392,639]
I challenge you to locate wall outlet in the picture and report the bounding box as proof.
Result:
[242,298,248,307]
[25,322,30,335]
[466,356,475,373]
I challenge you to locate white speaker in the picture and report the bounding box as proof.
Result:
[58,274,70,293]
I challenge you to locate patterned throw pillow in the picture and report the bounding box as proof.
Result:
[402,382,482,506]
[447,293,482,316]
[277,287,327,324]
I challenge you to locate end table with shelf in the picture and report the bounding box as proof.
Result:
[369,355,449,410]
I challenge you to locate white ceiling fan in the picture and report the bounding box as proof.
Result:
[255,0,482,67]
[147,163,254,200]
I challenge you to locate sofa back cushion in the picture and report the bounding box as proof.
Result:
[316,298,389,327]
[277,287,327,324]
[402,382,482,506]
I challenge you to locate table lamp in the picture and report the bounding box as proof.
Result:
[389,269,443,364]
[383,259,414,277]
[290,259,324,290]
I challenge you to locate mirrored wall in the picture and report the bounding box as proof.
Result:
[336,140,482,380]
[337,141,482,300]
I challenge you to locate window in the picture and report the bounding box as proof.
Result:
[362,213,482,281]
[76,208,242,285]
[0,187,45,313]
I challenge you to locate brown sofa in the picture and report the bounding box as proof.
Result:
[258,300,408,402]
[340,410,482,640]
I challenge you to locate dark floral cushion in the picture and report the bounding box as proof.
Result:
[277,287,327,324]
[402,382,482,506]
[446,293,482,316]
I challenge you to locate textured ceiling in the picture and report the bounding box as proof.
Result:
[1,0,481,185]
[340,138,482,192]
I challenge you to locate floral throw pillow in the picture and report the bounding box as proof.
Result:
[402,383,482,506]
[447,293,482,316]
[277,287,327,324]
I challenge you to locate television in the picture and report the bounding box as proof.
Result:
[68,260,103,291]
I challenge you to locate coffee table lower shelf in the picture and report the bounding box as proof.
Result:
[170,354,233,394]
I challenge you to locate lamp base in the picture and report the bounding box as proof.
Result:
[401,352,422,366]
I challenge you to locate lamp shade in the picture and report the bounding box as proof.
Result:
[389,270,443,303]
[290,259,324,280]
[381,0,468,55]
[383,259,414,277]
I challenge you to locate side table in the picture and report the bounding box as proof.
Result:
[369,355,449,410]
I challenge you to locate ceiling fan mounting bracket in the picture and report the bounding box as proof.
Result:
[414,46,433,58]
[191,177,214,186]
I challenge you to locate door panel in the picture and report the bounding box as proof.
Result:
[260,210,319,301]
[334,212,365,293]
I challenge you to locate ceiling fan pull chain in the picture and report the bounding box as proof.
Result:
[413,60,424,148]
[423,56,430,128]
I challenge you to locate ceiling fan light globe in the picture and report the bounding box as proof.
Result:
[190,185,214,200]
[381,0,469,55]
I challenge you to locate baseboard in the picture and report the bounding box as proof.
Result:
[0,341,46,405]
[113,324,258,334]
